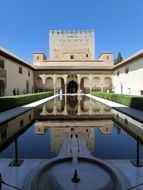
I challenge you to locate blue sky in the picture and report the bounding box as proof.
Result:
[0,0,143,63]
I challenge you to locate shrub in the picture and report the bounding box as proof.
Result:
[0,92,53,112]
[91,91,143,111]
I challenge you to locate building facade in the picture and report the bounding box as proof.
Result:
[0,48,34,96]
[33,30,113,94]
[113,50,143,95]
[0,30,143,96]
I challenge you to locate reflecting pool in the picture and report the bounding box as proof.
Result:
[0,95,143,160]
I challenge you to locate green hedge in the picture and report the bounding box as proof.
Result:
[91,92,143,111]
[0,92,53,112]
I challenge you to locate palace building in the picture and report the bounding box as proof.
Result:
[0,30,143,96]
[33,30,113,94]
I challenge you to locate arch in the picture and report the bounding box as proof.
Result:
[103,77,112,92]
[91,77,101,92]
[35,77,44,92]
[35,105,43,115]
[91,101,101,112]
[0,80,5,96]
[56,77,65,93]
[103,105,111,112]
[56,97,65,113]
[80,96,90,112]
[45,77,54,92]
[80,77,90,93]
[67,80,78,93]
[45,99,54,113]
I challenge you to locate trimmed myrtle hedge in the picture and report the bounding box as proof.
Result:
[0,92,53,112]
[91,91,143,111]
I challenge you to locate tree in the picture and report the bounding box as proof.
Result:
[114,52,123,65]
[114,58,117,65]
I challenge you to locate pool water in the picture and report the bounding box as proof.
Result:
[0,95,143,159]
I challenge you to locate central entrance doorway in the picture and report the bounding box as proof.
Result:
[67,80,78,93]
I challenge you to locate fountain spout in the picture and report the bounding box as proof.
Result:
[71,169,80,183]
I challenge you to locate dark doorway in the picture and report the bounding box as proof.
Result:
[67,80,78,93]
[67,96,78,108]
[26,80,29,93]
[0,80,5,96]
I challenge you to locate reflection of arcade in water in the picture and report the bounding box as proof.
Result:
[34,95,114,156]
[51,127,95,155]
[34,95,113,120]
[0,95,143,161]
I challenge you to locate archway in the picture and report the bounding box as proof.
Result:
[35,77,44,92]
[80,77,90,93]
[67,80,78,93]
[91,77,101,92]
[80,96,90,112]
[45,77,54,92]
[45,99,54,113]
[56,77,65,93]
[56,97,65,113]
[103,77,112,92]
[0,80,5,96]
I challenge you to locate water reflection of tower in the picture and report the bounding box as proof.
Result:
[50,127,69,154]
[70,127,95,154]
[34,122,47,135]
[98,121,113,135]
[50,127,95,155]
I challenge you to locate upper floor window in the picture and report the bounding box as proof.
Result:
[70,55,74,59]
[125,67,129,74]
[37,56,39,60]
[0,59,4,69]
[107,56,109,60]
[28,70,30,76]
[19,67,22,74]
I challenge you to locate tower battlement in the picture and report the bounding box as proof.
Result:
[49,29,95,60]
[49,29,94,34]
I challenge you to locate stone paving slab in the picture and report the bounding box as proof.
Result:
[107,159,143,190]
[0,159,46,190]
[0,158,143,190]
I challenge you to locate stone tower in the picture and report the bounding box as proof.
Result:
[49,30,95,60]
